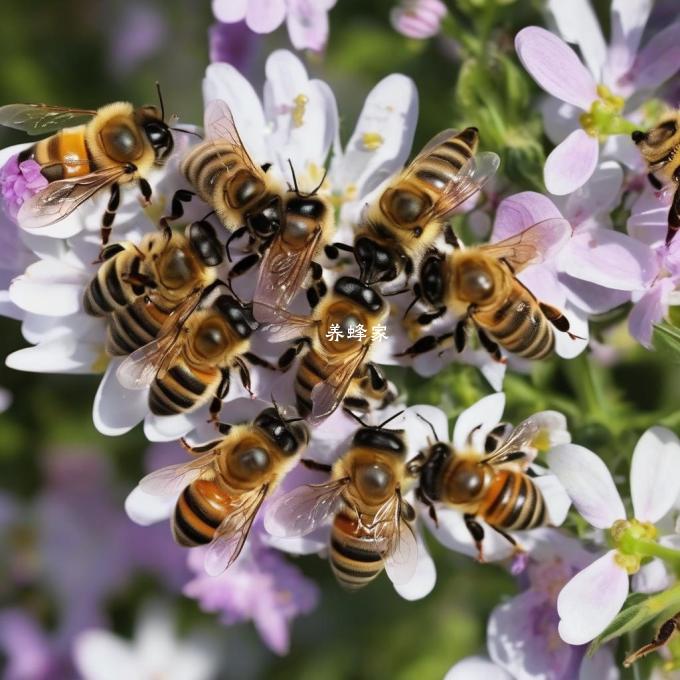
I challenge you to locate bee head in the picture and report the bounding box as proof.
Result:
[188,220,223,267]
[354,235,399,283]
[334,276,384,313]
[136,105,174,162]
[213,295,256,339]
[255,406,309,455]
[352,426,405,456]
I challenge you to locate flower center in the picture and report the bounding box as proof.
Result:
[361,132,384,151]
[579,85,636,139]
[292,94,309,128]
[610,518,658,574]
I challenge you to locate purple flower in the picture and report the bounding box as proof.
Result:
[0,609,60,680]
[212,0,338,52]
[209,21,259,72]
[390,0,447,40]
[183,535,319,655]
[516,4,680,195]
[0,154,48,221]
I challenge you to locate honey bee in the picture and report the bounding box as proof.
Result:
[261,276,394,423]
[411,412,557,560]
[632,111,680,245]
[181,100,333,310]
[83,219,224,356]
[326,127,499,285]
[399,219,574,361]
[117,285,276,420]
[265,411,417,590]
[139,402,308,574]
[0,86,175,245]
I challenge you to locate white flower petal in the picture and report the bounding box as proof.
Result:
[92,360,147,436]
[144,412,197,442]
[540,97,581,145]
[211,0,247,22]
[392,528,436,600]
[631,556,670,594]
[553,303,589,359]
[562,161,624,221]
[547,0,606,80]
[547,444,625,528]
[445,656,512,680]
[544,130,599,195]
[400,404,449,446]
[534,474,571,526]
[558,550,629,645]
[631,426,680,523]
[263,50,337,174]
[330,73,418,200]
[73,630,139,680]
[6,335,100,374]
[452,393,505,452]
[124,486,176,526]
[202,63,268,164]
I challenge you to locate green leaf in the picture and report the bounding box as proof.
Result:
[652,320,680,362]
[588,592,654,655]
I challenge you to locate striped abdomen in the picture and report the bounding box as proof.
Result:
[181,142,274,226]
[148,361,218,416]
[479,469,546,532]
[478,290,554,360]
[18,126,92,182]
[329,509,383,590]
[83,250,145,318]
[105,297,171,356]
[410,128,477,195]
[173,479,232,546]
[294,350,345,418]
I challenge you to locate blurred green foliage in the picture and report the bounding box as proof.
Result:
[0,1,679,678]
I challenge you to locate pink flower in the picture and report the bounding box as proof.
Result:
[212,0,338,52]
[516,6,680,195]
[390,0,447,40]
[548,427,680,644]
[0,154,48,221]
[183,537,319,655]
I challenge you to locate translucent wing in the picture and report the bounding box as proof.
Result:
[139,453,216,496]
[481,413,555,467]
[202,99,260,175]
[309,344,370,424]
[423,152,500,222]
[116,290,203,389]
[254,303,317,340]
[203,485,269,575]
[478,218,572,274]
[0,103,96,135]
[253,227,322,322]
[17,165,128,229]
[372,493,418,585]
[409,128,460,165]
[264,478,348,538]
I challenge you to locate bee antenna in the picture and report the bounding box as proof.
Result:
[378,410,405,429]
[287,159,300,195]
[155,81,166,121]
[416,413,439,441]
[342,408,368,428]
[170,126,203,139]
[308,168,328,196]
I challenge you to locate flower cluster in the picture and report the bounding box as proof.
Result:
[2,1,680,677]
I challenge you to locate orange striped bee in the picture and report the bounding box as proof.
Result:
[0,87,175,244]
[139,403,308,574]
[411,412,558,560]
[265,412,417,590]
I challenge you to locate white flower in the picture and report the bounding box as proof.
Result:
[73,601,220,680]
[406,394,572,562]
[548,426,680,644]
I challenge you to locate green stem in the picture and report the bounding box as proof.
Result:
[643,581,680,617]
[629,538,680,569]
[564,353,605,420]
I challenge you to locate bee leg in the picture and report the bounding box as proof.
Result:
[415,487,439,527]
[235,359,253,397]
[301,458,332,473]
[160,189,195,236]
[214,422,233,436]
[324,242,354,260]
[138,177,152,206]
[417,306,446,326]
[648,173,663,190]
[180,437,222,453]
[121,272,157,291]
[225,226,249,262]
[444,224,461,249]
[666,183,680,246]
[208,369,231,422]
[244,352,278,371]
[343,396,370,413]
[366,362,387,392]
[278,338,310,370]
[477,329,503,362]
[396,332,454,358]
[538,302,584,341]
[230,253,260,278]
[100,183,121,248]
[623,611,680,667]
[454,319,468,352]
[489,525,520,551]
[307,262,327,308]
[464,514,486,562]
